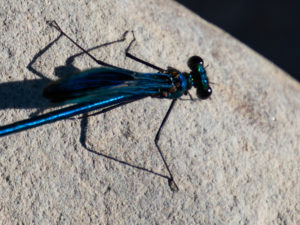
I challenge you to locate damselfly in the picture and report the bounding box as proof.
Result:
[0,21,212,191]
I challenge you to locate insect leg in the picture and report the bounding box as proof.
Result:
[125,31,164,72]
[47,20,123,69]
[155,99,179,192]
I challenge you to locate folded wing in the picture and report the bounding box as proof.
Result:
[43,67,173,104]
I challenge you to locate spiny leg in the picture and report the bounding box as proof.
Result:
[49,21,179,191]
[125,31,164,72]
[155,99,179,192]
[124,32,179,191]
[47,20,124,69]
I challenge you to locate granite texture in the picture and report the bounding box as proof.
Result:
[0,0,299,224]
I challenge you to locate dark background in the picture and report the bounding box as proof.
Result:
[176,0,300,81]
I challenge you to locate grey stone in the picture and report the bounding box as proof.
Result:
[0,0,299,224]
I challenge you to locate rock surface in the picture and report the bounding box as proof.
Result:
[0,0,299,224]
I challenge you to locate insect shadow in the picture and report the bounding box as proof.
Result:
[0,31,126,112]
[2,30,170,184]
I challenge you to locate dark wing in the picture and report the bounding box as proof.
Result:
[43,67,173,104]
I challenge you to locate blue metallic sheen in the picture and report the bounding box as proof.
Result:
[167,73,188,99]
[198,65,209,90]
[0,57,211,137]
[0,95,137,136]
[0,66,190,137]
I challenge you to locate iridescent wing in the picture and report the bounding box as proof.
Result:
[43,67,173,104]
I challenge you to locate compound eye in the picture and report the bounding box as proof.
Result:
[197,87,212,99]
[187,56,204,71]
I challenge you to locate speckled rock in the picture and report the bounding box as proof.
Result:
[0,0,299,224]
